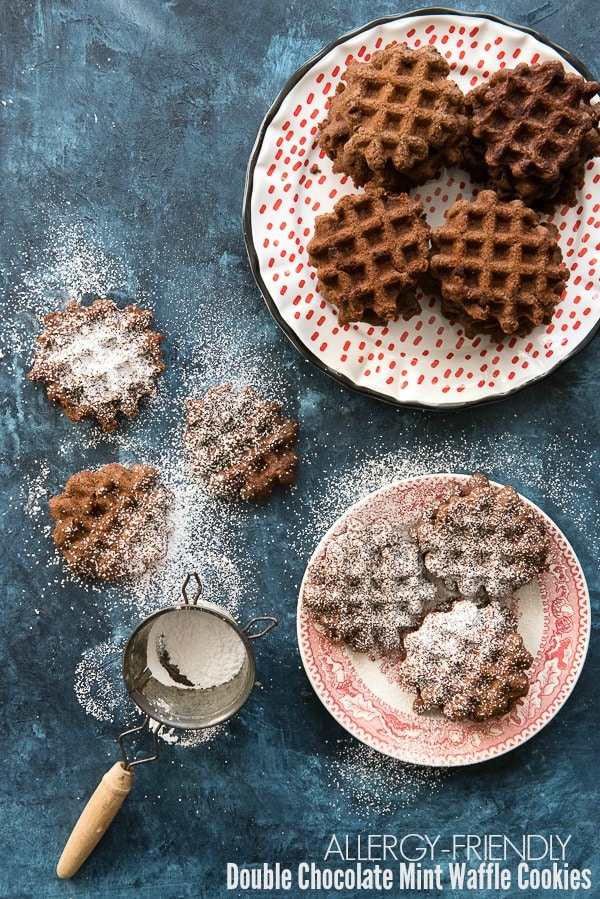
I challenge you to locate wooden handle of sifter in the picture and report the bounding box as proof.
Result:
[56,761,134,879]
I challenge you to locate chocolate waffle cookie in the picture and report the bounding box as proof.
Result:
[29,299,165,431]
[414,472,549,601]
[430,190,569,339]
[318,42,468,191]
[402,600,533,721]
[303,518,440,655]
[465,61,600,208]
[184,384,298,501]
[307,186,430,326]
[49,463,171,580]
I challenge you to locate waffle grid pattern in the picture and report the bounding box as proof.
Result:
[307,187,430,325]
[466,61,600,205]
[184,384,299,501]
[319,42,468,190]
[49,464,171,580]
[431,191,570,337]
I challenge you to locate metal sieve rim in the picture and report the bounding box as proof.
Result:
[121,602,257,730]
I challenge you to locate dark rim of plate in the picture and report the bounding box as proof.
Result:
[242,7,600,411]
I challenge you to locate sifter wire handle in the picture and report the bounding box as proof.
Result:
[242,616,278,639]
[56,761,134,879]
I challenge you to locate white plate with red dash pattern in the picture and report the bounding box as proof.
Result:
[297,474,590,766]
[243,10,600,409]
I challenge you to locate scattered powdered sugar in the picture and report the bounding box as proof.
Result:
[22,461,51,520]
[0,221,137,362]
[172,274,293,408]
[118,452,246,616]
[147,611,246,689]
[74,639,131,724]
[159,724,223,747]
[293,430,599,557]
[327,742,446,818]
[25,224,136,304]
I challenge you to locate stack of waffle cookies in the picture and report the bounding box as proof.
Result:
[304,473,549,721]
[309,41,599,340]
[307,187,430,326]
[318,42,468,193]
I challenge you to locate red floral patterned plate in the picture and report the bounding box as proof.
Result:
[244,10,600,408]
[297,474,590,765]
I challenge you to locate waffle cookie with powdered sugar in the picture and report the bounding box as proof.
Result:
[402,599,533,720]
[184,384,298,501]
[303,517,442,655]
[414,472,549,601]
[29,299,164,431]
[49,463,171,581]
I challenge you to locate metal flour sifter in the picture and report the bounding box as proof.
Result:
[56,573,277,879]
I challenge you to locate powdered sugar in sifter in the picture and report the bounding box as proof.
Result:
[57,573,277,879]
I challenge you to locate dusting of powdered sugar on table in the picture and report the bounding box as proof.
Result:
[5,218,295,750]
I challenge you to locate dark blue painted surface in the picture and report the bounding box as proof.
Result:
[0,1,598,897]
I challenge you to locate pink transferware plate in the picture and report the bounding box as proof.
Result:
[244,10,600,409]
[297,474,590,766]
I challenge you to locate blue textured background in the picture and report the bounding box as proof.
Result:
[1,2,598,897]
